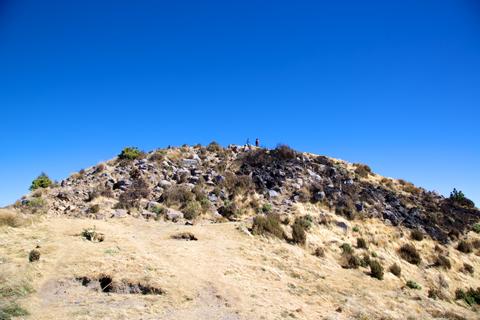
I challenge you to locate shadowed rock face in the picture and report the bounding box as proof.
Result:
[16,145,480,243]
[236,148,480,243]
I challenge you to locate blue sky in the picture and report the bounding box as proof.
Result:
[0,0,479,207]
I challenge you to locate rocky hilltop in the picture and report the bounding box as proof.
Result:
[3,143,480,320]
[18,143,479,243]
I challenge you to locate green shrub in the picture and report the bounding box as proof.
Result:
[360,254,371,268]
[343,253,361,269]
[399,244,421,265]
[457,240,473,254]
[118,147,144,160]
[389,263,402,277]
[340,243,353,255]
[352,226,360,232]
[252,214,285,240]
[261,203,273,214]
[473,223,480,234]
[450,188,475,208]
[410,229,424,241]
[150,205,166,219]
[183,201,202,220]
[291,220,307,245]
[30,173,52,191]
[369,260,384,280]
[356,238,368,249]
[0,302,29,319]
[455,287,480,306]
[406,280,421,290]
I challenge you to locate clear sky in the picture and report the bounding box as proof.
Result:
[0,0,479,207]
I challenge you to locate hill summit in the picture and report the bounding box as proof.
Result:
[2,143,480,320]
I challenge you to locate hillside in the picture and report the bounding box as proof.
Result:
[1,143,480,320]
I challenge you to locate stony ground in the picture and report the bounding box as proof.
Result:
[1,205,479,320]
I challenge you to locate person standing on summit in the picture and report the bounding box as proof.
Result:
[255,138,260,147]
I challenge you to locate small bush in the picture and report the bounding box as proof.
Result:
[149,150,166,163]
[457,240,473,254]
[450,188,475,208]
[0,210,26,228]
[221,173,254,196]
[94,163,106,173]
[369,260,384,280]
[354,164,371,178]
[462,263,474,275]
[183,201,202,220]
[81,227,105,242]
[343,253,361,269]
[410,229,424,241]
[118,147,144,160]
[28,249,40,262]
[150,205,166,219]
[356,238,368,249]
[160,185,194,207]
[252,214,285,240]
[218,201,239,220]
[340,243,353,255]
[406,280,422,290]
[30,173,52,191]
[207,141,222,152]
[352,226,360,232]
[360,254,371,268]
[273,144,297,160]
[291,220,307,245]
[313,247,325,258]
[472,223,480,234]
[261,203,273,214]
[0,302,29,319]
[455,287,480,306]
[389,263,402,277]
[399,244,421,265]
[87,204,100,214]
[434,255,451,270]
[116,177,150,209]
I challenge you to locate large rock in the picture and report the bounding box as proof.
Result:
[111,209,128,218]
[166,208,183,221]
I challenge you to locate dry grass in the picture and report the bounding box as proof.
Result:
[0,206,478,320]
[0,209,30,228]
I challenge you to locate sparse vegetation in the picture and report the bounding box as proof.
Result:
[160,185,194,207]
[434,254,451,270]
[313,247,325,258]
[472,223,480,234]
[87,204,100,214]
[450,188,475,208]
[118,147,144,161]
[183,200,202,220]
[207,141,222,152]
[462,263,474,275]
[389,263,402,277]
[455,287,480,306]
[369,260,384,280]
[273,144,297,160]
[291,219,307,245]
[0,210,27,228]
[457,240,473,254]
[399,244,421,265]
[261,203,272,214]
[252,214,285,240]
[406,280,421,290]
[0,302,29,319]
[340,243,353,255]
[410,229,424,241]
[81,227,105,242]
[28,249,40,262]
[354,163,371,178]
[30,173,52,191]
[356,238,367,249]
